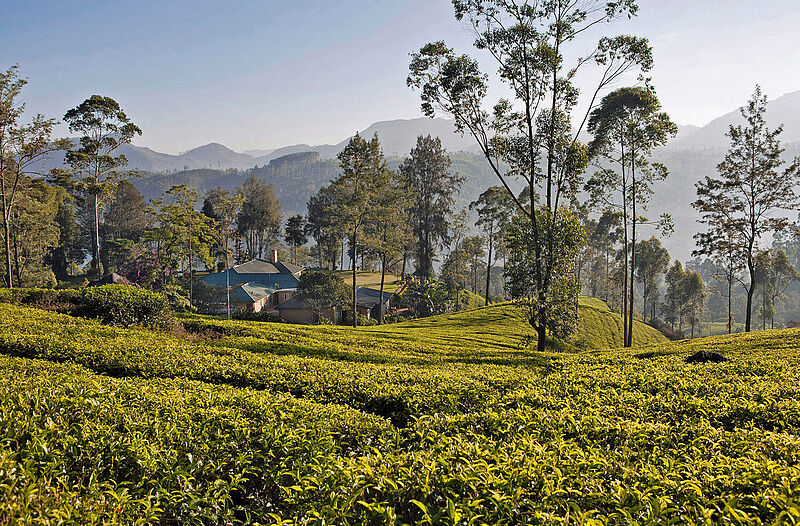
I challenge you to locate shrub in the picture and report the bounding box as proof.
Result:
[382,314,408,324]
[78,285,171,327]
[647,317,684,340]
[160,284,193,313]
[356,312,379,326]
[0,287,80,311]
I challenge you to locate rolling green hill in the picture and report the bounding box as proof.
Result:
[575,296,666,348]
[0,299,796,524]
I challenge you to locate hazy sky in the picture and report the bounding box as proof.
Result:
[3,0,799,154]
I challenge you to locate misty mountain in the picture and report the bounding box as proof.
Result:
[52,89,800,264]
[668,90,800,150]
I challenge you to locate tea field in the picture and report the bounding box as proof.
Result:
[0,301,798,524]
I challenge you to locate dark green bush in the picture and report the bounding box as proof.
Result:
[160,284,193,313]
[356,312,379,326]
[0,287,80,310]
[78,285,171,327]
[381,314,408,324]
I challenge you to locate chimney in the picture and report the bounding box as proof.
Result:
[271,248,279,263]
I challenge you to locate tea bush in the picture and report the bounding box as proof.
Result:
[78,284,171,327]
[0,301,798,523]
[0,286,80,309]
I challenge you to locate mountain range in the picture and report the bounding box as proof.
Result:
[41,89,800,262]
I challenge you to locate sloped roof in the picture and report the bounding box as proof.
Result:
[201,258,300,290]
[231,282,276,303]
[232,259,281,274]
[276,261,303,275]
[356,287,393,309]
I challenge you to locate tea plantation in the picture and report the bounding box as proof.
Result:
[0,299,798,524]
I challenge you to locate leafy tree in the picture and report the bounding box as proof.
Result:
[5,178,66,286]
[145,184,216,304]
[237,174,282,260]
[470,186,514,305]
[505,208,585,343]
[363,170,412,322]
[695,224,743,334]
[295,270,351,323]
[408,0,651,351]
[462,235,486,295]
[400,135,463,280]
[53,95,141,278]
[634,237,670,321]
[586,85,676,346]
[1,65,70,287]
[398,278,452,318]
[327,133,393,327]
[584,210,622,304]
[103,180,148,242]
[755,249,798,330]
[201,186,228,269]
[306,185,343,270]
[50,198,84,280]
[440,246,470,308]
[284,214,308,265]
[693,86,800,332]
[661,260,686,332]
[207,189,244,318]
[101,180,149,272]
[682,271,706,338]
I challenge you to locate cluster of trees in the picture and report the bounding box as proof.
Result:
[0,65,306,310]
[4,0,799,342]
[304,134,466,325]
[692,87,800,333]
[408,0,800,344]
[409,0,668,349]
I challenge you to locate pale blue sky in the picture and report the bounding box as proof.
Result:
[2,0,799,153]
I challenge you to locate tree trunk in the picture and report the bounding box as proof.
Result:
[92,193,103,278]
[351,231,358,328]
[225,237,231,319]
[622,221,629,346]
[727,268,733,334]
[1,205,11,288]
[744,272,754,332]
[188,214,193,307]
[627,153,637,348]
[484,234,493,307]
[379,253,386,323]
[536,307,547,353]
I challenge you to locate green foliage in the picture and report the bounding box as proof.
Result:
[237,174,282,260]
[1,299,799,523]
[296,269,351,316]
[0,286,80,310]
[400,135,464,280]
[505,208,586,341]
[53,94,142,276]
[77,285,170,327]
[160,283,192,313]
[693,86,800,332]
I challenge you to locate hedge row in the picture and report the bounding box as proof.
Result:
[0,285,170,327]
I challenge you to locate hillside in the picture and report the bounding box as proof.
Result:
[334,271,404,293]
[0,299,796,523]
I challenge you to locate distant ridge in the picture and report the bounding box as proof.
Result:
[667,89,800,151]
